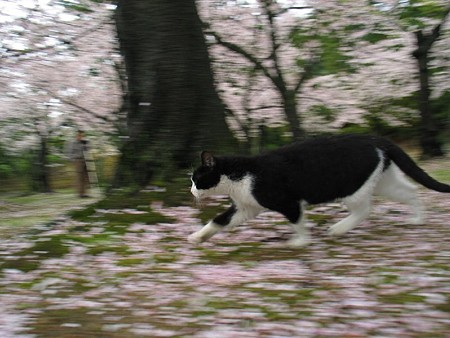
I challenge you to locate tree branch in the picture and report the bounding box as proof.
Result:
[1,16,112,60]
[275,6,312,16]
[258,0,285,88]
[206,29,281,88]
[413,6,450,58]
[294,56,320,94]
[430,5,450,43]
[33,85,111,123]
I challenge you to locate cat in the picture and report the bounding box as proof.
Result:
[188,134,450,247]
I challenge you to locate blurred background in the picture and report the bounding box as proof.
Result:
[0,0,449,193]
[1,2,450,337]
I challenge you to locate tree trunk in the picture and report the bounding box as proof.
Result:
[413,31,444,158]
[282,90,304,140]
[31,136,51,193]
[114,0,235,187]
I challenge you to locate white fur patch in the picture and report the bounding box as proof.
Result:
[192,175,262,207]
[189,175,265,244]
[375,163,424,224]
[329,150,385,236]
[287,205,311,248]
[188,221,221,244]
[190,179,199,199]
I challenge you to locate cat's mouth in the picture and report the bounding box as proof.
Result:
[190,181,203,200]
[190,185,207,207]
[192,190,206,201]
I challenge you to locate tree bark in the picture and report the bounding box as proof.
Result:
[282,90,304,140]
[32,136,52,193]
[114,0,235,187]
[413,39,444,157]
[411,6,450,158]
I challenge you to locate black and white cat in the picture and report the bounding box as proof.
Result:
[188,134,450,247]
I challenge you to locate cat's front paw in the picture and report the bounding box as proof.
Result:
[328,221,354,236]
[188,231,204,245]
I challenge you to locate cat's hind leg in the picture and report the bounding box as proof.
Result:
[374,164,424,224]
[329,196,372,236]
[329,157,384,236]
[188,204,261,244]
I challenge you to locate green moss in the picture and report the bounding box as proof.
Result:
[1,235,71,272]
[420,255,436,261]
[191,310,216,317]
[68,192,175,229]
[67,206,97,221]
[251,288,314,305]
[101,211,171,226]
[197,204,228,223]
[429,168,450,183]
[206,299,237,310]
[73,280,98,293]
[29,236,70,257]
[153,253,178,264]
[194,243,309,265]
[1,258,40,272]
[94,178,191,210]
[435,299,450,313]
[156,177,192,207]
[308,213,332,226]
[381,274,399,284]
[87,244,130,256]
[379,292,426,305]
[27,308,105,336]
[426,263,450,271]
[117,258,146,266]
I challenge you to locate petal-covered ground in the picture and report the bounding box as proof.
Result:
[0,162,449,337]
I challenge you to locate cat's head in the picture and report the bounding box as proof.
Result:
[191,151,221,200]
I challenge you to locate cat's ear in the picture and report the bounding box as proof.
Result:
[201,151,216,167]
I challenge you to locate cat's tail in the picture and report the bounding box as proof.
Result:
[382,141,450,193]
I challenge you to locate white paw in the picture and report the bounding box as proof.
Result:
[286,235,311,248]
[328,222,353,236]
[188,231,204,244]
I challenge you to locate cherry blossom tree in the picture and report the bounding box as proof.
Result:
[198,0,450,155]
[344,0,450,155]
[398,0,450,156]
[198,0,320,142]
[0,0,121,191]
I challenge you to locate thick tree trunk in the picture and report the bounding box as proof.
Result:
[114,0,235,187]
[413,31,445,158]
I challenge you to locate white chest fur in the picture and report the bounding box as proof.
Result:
[219,175,262,208]
[192,174,263,209]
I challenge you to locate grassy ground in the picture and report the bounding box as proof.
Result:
[0,155,449,337]
[0,189,103,237]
